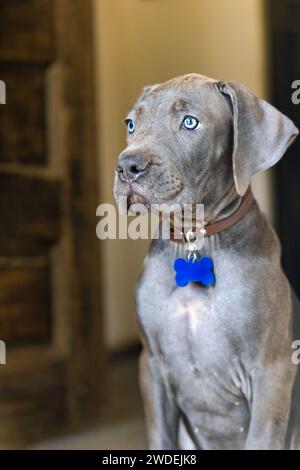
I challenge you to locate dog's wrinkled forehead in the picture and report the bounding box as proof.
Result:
[129,73,221,123]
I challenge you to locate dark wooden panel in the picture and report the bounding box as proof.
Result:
[0,64,46,164]
[0,0,103,447]
[271,0,300,33]
[0,0,55,63]
[269,0,300,297]
[0,173,61,253]
[57,0,104,418]
[0,261,51,345]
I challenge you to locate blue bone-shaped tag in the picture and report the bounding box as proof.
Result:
[174,256,215,287]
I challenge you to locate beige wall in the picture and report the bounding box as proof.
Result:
[93,0,271,350]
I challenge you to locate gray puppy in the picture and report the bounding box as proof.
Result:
[114,73,300,450]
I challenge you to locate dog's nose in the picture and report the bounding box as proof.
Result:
[117,154,150,181]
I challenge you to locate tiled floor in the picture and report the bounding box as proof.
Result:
[32,349,146,450]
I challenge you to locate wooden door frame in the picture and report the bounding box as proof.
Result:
[55,0,104,422]
[0,0,103,446]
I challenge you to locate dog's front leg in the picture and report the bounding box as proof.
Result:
[139,347,179,449]
[245,360,297,449]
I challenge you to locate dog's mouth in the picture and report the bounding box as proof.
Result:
[127,186,151,213]
[114,178,151,212]
[128,191,146,205]
[115,174,185,213]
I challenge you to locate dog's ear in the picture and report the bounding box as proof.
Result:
[136,84,159,104]
[217,81,299,196]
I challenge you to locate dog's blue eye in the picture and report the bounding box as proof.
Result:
[126,119,135,134]
[182,116,200,130]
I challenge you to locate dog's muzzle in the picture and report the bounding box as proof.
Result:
[116,152,151,183]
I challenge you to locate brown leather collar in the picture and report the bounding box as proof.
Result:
[170,188,255,243]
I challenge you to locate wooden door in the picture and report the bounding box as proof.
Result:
[0,0,103,448]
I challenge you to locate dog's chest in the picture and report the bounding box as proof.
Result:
[137,249,254,444]
[140,283,233,369]
[138,273,251,434]
[137,255,245,376]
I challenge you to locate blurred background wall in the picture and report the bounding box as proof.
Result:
[93,0,273,350]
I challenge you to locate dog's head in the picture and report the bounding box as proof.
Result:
[114,73,298,215]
